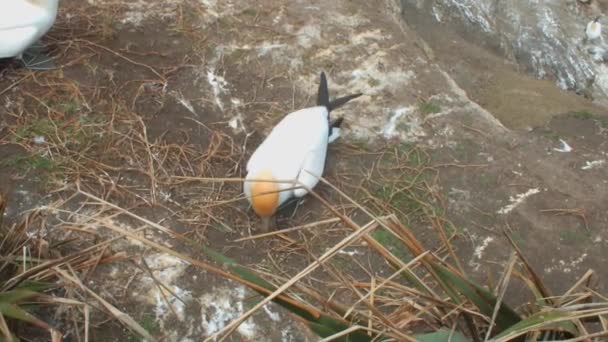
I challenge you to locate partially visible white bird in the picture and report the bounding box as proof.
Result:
[585,15,603,43]
[244,72,362,231]
[0,0,60,70]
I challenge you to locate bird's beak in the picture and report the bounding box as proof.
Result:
[261,216,271,232]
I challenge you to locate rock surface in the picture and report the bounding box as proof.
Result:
[399,0,608,107]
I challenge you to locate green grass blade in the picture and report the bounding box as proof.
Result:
[308,322,376,342]
[199,245,239,266]
[414,329,470,342]
[308,321,341,339]
[490,310,578,341]
[0,304,50,329]
[0,290,39,305]
[15,280,54,293]
[197,244,376,341]
[369,230,436,296]
[431,264,521,333]
[199,245,320,321]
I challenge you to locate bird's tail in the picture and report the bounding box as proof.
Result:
[317,72,363,113]
[317,72,330,108]
[328,93,363,112]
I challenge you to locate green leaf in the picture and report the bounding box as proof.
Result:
[415,329,470,342]
[432,265,521,334]
[490,311,578,341]
[0,304,50,329]
[369,237,431,295]
[196,243,377,341]
[16,280,54,293]
[199,245,239,267]
[308,321,387,342]
[0,290,39,305]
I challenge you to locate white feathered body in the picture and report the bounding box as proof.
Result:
[0,0,59,58]
[244,106,330,208]
[586,20,602,41]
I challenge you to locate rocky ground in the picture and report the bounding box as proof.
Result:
[0,0,607,340]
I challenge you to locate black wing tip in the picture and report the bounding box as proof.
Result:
[317,71,330,107]
[317,71,364,111]
[328,93,364,112]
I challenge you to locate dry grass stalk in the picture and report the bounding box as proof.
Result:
[0,314,11,341]
[540,208,589,232]
[484,252,517,341]
[317,325,369,342]
[234,217,341,242]
[54,267,154,341]
[309,180,440,301]
[207,217,408,342]
[343,251,430,319]
[493,307,608,342]
[559,270,595,306]
[320,259,405,338]
[140,257,179,319]
[504,231,555,305]
[83,214,322,319]
[368,276,375,335]
[72,38,167,83]
[136,115,158,204]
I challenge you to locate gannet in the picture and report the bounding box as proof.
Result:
[585,15,603,43]
[244,72,362,231]
[0,0,60,70]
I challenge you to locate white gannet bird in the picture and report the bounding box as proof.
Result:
[0,0,60,70]
[244,72,362,231]
[585,15,603,43]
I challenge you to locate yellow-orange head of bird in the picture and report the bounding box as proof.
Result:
[250,170,279,217]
